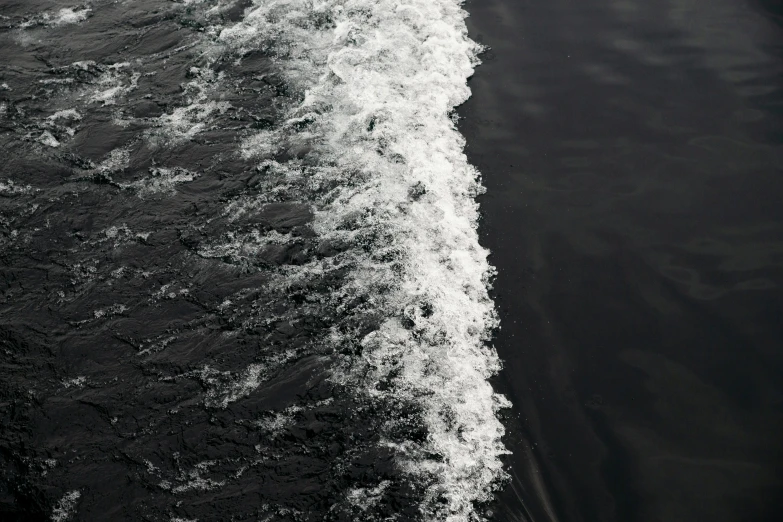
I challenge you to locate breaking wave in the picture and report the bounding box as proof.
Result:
[209,1,510,518]
[0,0,509,520]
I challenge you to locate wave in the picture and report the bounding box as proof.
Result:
[211,1,510,519]
[4,0,510,519]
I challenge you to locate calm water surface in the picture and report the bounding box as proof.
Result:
[460,0,783,521]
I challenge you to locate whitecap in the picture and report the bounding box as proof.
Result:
[38,130,60,147]
[122,167,200,196]
[215,1,508,519]
[20,7,91,29]
[51,490,81,522]
[52,8,91,26]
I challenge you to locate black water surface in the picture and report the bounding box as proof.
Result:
[460,1,783,521]
[0,2,433,520]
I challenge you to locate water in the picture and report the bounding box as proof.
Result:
[459,0,783,521]
[2,1,782,521]
[1,1,505,520]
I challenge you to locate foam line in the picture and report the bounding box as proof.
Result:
[216,1,509,519]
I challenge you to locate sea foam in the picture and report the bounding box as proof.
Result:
[213,1,508,519]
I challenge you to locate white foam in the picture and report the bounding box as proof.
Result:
[20,7,91,29]
[0,179,35,195]
[200,347,297,407]
[62,376,87,388]
[347,481,391,511]
[38,130,60,147]
[99,223,141,248]
[48,109,82,121]
[93,303,128,319]
[138,334,177,357]
[115,0,513,517]
[104,224,132,239]
[51,490,80,522]
[41,108,80,141]
[151,100,230,144]
[253,410,296,433]
[87,65,140,106]
[71,60,97,71]
[158,460,226,494]
[122,167,200,196]
[53,8,91,25]
[151,283,191,301]
[197,229,292,263]
[214,1,508,519]
[95,147,130,174]
[147,67,230,144]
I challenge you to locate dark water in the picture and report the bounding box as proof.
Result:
[460,0,783,521]
[1,1,782,521]
[1,1,507,520]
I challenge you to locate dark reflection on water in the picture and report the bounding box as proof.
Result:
[460,0,783,521]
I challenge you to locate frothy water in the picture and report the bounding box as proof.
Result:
[0,1,508,520]
[216,1,509,517]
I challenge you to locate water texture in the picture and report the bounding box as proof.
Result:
[0,1,507,520]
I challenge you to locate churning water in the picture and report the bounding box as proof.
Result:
[0,1,508,520]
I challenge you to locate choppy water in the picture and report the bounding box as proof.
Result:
[0,1,507,520]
